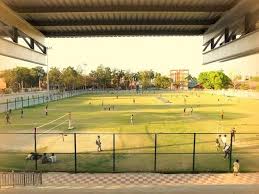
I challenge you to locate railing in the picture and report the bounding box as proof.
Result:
[0,89,174,113]
[0,132,258,173]
[0,172,42,188]
[0,89,92,113]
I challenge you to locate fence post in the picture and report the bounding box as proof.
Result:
[192,133,196,172]
[6,99,8,111]
[23,172,26,186]
[74,133,77,173]
[113,134,116,172]
[12,170,14,187]
[34,128,38,171]
[15,98,17,109]
[229,133,233,172]
[38,95,40,104]
[154,133,157,172]
[21,97,23,108]
[28,96,30,107]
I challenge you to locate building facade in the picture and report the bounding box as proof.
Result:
[170,69,189,90]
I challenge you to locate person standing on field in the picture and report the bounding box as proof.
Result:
[130,114,134,125]
[20,108,24,118]
[221,110,224,120]
[96,136,102,152]
[233,159,240,176]
[5,112,10,124]
[223,144,231,159]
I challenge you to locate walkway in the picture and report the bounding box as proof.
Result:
[43,172,259,186]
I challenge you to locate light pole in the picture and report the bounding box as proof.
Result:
[83,64,87,90]
[46,46,52,99]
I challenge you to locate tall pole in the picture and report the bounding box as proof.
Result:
[46,46,52,101]
[192,133,196,172]
[46,52,50,100]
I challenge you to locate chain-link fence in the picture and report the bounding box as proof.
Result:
[0,132,258,173]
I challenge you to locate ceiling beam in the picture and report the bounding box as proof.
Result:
[29,19,217,27]
[13,5,229,14]
[204,0,259,44]
[42,29,204,37]
[0,1,45,45]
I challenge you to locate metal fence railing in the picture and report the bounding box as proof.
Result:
[0,132,258,173]
[0,172,42,188]
[0,89,175,113]
[0,89,130,113]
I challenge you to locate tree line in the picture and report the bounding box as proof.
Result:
[0,65,172,92]
[1,65,258,93]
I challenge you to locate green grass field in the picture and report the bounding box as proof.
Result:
[0,91,259,173]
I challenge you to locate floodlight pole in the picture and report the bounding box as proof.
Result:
[46,46,52,101]
[46,49,50,100]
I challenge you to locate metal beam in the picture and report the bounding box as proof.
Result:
[0,38,46,66]
[42,29,204,37]
[204,0,259,44]
[0,1,45,45]
[13,5,231,14]
[29,19,217,27]
[203,30,259,64]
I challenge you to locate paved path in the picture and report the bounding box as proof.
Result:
[1,185,259,194]
[43,172,259,186]
[1,173,259,194]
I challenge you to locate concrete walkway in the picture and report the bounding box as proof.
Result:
[42,172,259,186]
[1,185,259,194]
[1,173,259,194]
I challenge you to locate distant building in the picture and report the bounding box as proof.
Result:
[0,78,6,90]
[170,69,189,90]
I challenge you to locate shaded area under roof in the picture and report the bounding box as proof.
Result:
[2,0,240,37]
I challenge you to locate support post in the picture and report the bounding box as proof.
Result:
[224,28,230,43]
[154,133,157,172]
[113,134,116,172]
[74,133,77,173]
[21,97,23,108]
[192,133,196,172]
[6,99,8,111]
[229,133,233,172]
[15,98,17,109]
[34,128,38,171]
[28,96,30,107]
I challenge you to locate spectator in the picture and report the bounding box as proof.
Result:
[233,159,240,176]
[42,153,49,164]
[223,144,231,159]
[221,134,227,147]
[49,153,57,163]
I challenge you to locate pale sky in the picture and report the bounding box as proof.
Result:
[0,36,258,78]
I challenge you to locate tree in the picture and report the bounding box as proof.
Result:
[62,66,79,90]
[49,67,62,90]
[139,70,153,89]
[30,66,46,88]
[198,71,231,90]
[154,73,171,89]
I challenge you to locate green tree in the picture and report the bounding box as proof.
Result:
[49,67,62,90]
[198,71,231,89]
[62,66,79,90]
[154,73,171,89]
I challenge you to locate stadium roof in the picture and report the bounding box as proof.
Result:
[2,0,240,37]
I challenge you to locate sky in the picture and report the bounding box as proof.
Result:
[0,36,258,78]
